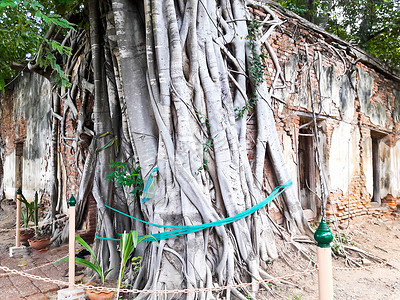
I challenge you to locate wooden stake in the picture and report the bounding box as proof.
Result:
[314,217,334,300]
[68,195,76,290]
[15,188,22,247]
[317,247,333,300]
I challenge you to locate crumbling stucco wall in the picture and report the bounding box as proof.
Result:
[1,3,399,227]
[1,74,52,200]
[381,139,400,198]
[329,123,361,194]
[0,73,98,236]
[249,2,400,222]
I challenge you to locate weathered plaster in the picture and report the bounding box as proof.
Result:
[3,74,52,200]
[381,139,400,198]
[356,67,387,127]
[3,153,15,198]
[274,54,299,106]
[281,133,298,194]
[369,102,387,127]
[340,71,356,122]
[394,89,400,123]
[357,67,374,115]
[361,136,373,197]
[328,123,360,194]
[313,58,334,114]
[284,54,299,94]
[296,70,309,109]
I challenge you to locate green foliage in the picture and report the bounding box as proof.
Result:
[117,230,154,292]
[0,0,78,91]
[19,192,39,233]
[310,221,320,231]
[236,19,268,119]
[276,0,400,69]
[195,111,210,127]
[61,235,113,284]
[235,93,258,119]
[247,20,269,86]
[288,293,303,300]
[203,138,213,154]
[195,158,209,175]
[331,231,351,255]
[96,131,119,153]
[106,161,144,197]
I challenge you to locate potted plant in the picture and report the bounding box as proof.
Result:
[25,192,51,250]
[18,193,35,243]
[62,235,115,300]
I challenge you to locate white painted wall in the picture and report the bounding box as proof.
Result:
[381,139,400,198]
[281,132,298,195]
[3,74,52,201]
[3,149,15,198]
[362,136,373,198]
[328,123,360,194]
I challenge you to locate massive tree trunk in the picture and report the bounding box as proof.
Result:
[50,0,310,298]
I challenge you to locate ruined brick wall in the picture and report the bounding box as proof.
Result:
[0,74,52,201]
[0,74,97,237]
[1,2,399,232]
[249,2,400,223]
[58,88,96,237]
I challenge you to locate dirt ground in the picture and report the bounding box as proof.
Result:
[266,211,400,300]
[0,199,399,299]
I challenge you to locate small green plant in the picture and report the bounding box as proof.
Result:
[116,230,155,298]
[195,158,209,175]
[203,138,213,153]
[235,19,269,119]
[310,221,320,231]
[235,93,258,118]
[288,291,303,300]
[61,235,113,284]
[195,111,210,127]
[106,161,144,197]
[265,258,274,265]
[19,192,39,233]
[247,19,269,85]
[331,232,350,255]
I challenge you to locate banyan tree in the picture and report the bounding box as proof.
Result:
[5,0,312,299]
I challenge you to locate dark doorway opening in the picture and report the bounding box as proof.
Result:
[298,126,317,220]
[14,141,24,195]
[371,130,386,204]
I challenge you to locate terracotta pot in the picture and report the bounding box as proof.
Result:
[85,286,115,300]
[28,237,51,250]
[19,230,35,243]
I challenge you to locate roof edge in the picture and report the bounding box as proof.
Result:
[259,0,400,82]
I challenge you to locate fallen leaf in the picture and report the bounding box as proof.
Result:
[18,263,26,267]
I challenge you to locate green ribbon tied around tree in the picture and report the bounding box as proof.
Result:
[96,180,292,242]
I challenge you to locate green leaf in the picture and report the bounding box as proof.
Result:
[75,235,100,267]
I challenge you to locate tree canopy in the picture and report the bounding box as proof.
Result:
[0,0,79,90]
[1,0,399,92]
[277,0,400,69]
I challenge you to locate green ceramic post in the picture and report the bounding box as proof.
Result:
[68,195,76,207]
[314,217,333,248]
